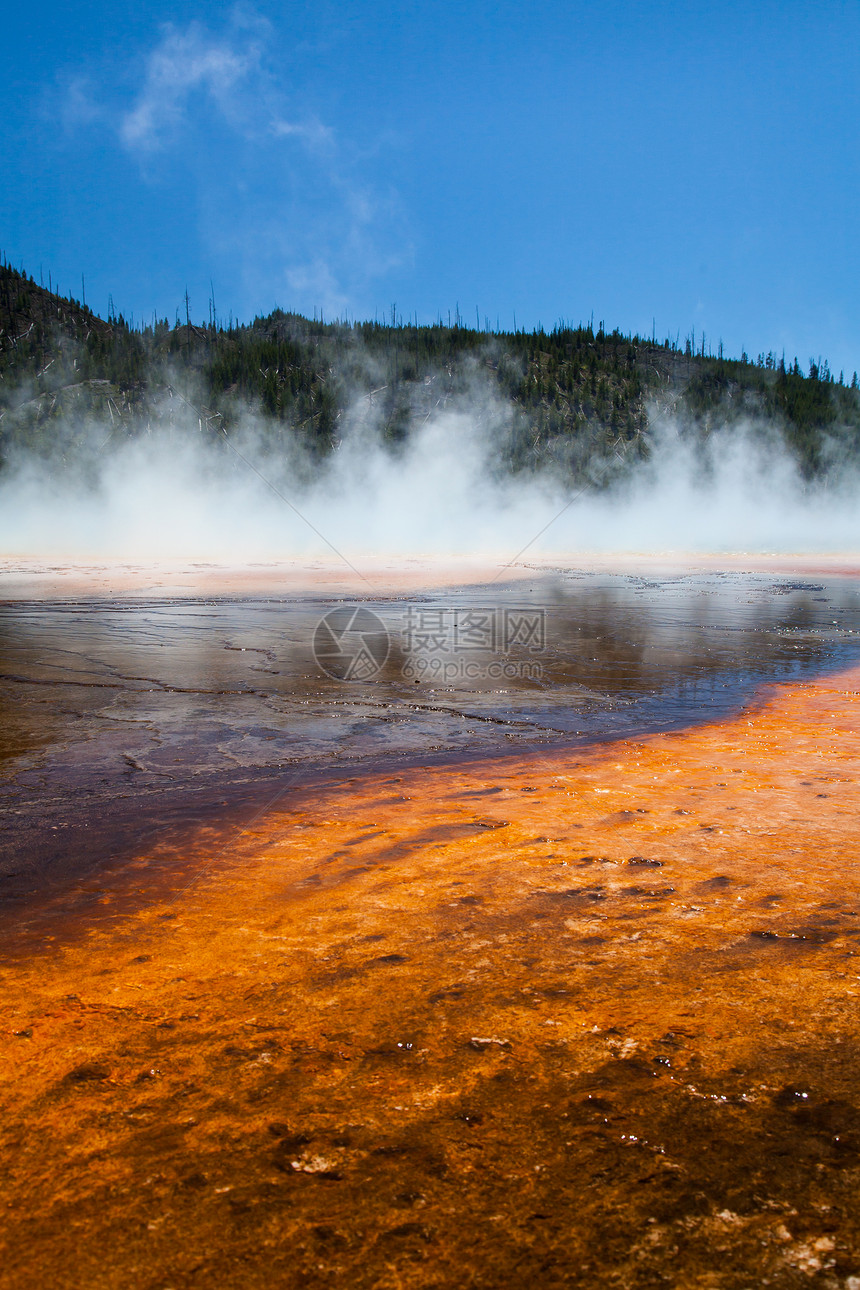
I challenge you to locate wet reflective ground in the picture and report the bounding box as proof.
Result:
[3,570,860,903]
[5,568,860,1287]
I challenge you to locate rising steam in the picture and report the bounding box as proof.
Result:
[1,383,859,560]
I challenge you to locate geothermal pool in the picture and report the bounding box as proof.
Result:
[3,568,859,913]
[3,561,860,1287]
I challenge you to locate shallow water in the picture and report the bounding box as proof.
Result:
[2,569,860,896]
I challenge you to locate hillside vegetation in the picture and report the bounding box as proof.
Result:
[2,261,859,485]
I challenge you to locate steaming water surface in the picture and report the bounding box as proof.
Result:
[3,568,860,910]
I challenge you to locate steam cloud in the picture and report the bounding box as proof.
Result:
[1,382,859,561]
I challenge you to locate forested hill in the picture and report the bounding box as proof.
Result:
[2,261,859,483]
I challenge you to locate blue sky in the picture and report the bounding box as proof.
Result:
[3,1,859,373]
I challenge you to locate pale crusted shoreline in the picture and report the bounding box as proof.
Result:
[2,550,860,600]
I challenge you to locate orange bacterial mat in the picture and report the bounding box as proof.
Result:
[3,664,860,1286]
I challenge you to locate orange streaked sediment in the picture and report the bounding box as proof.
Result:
[3,666,860,1286]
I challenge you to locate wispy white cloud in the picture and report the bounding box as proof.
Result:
[58,77,104,131]
[62,11,412,317]
[285,260,350,318]
[118,20,263,153]
[116,16,335,161]
[270,117,334,150]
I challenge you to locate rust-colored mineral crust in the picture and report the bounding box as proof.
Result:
[3,667,860,1287]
